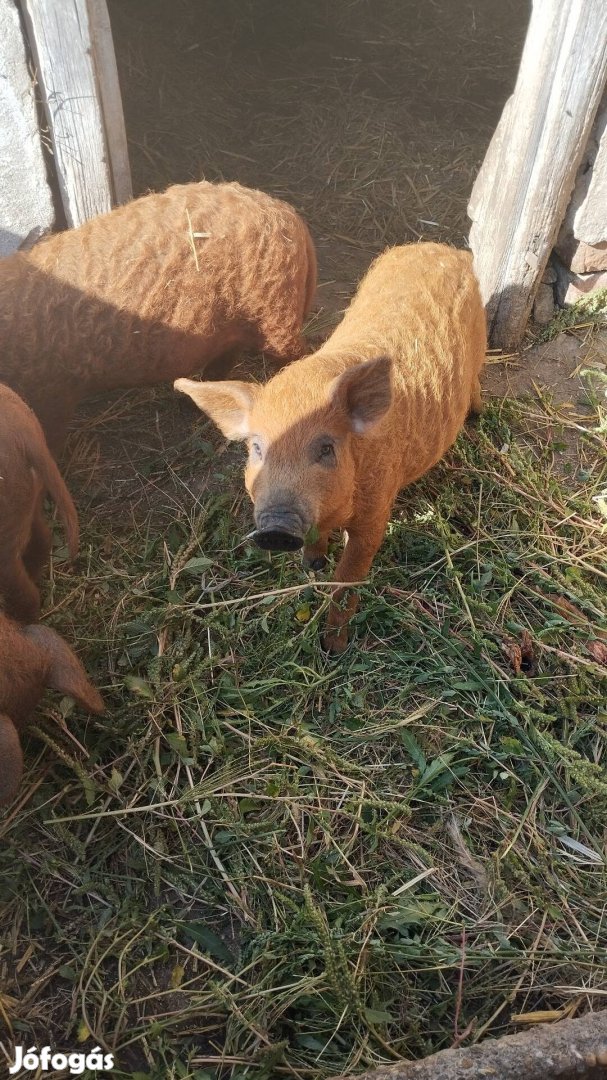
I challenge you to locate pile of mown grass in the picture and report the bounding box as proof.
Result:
[0,359,606,1080]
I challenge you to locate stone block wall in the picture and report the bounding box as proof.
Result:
[535,92,607,322]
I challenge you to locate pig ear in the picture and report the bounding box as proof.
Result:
[329,356,393,433]
[174,379,260,440]
[23,626,104,715]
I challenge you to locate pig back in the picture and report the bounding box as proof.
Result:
[0,181,312,395]
[323,243,486,484]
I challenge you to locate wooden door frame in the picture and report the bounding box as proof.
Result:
[20,0,132,228]
[468,0,607,349]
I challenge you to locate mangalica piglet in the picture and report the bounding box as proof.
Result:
[0,613,104,806]
[0,384,79,623]
[0,181,316,451]
[176,243,486,653]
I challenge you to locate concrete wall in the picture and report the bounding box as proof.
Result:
[0,0,55,256]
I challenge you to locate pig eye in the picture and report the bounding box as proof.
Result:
[251,440,263,461]
[317,442,336,464]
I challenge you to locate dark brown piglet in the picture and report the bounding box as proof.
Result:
[0,384,79,623]
[0,614,104,806]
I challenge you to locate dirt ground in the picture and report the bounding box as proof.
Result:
[485,327,607,408]
[108,0,528,324]
[104,0,607,458]
[106,0,606,412]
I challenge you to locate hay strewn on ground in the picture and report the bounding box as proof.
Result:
[3,2,607,1078]
[1,340,606,1077]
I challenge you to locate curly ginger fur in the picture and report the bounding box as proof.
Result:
[0,181,316,450]
[177,243,486,652]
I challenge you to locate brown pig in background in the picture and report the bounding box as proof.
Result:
[176,243,486,652]
[0,181,316,451]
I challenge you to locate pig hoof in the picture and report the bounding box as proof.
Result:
[322,630,349,656]
[308,556,327,572]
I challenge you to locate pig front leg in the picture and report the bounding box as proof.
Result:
[302,532,329,573]
[323,519,388,655]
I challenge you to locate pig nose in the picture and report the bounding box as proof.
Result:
[252,528,304,552]
[253,505,306,552]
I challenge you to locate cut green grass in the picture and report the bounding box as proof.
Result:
[0,370,606,1080]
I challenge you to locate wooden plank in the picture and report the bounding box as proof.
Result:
[0,0,55,255]
[468,0,607,350]
[20,0,113,226]
[334,1009,607,1080]
[86,0,132,206]
[20,0,130,227]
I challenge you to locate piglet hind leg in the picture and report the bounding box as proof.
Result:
[0,560,41,623]
[0,714,24,806]
[29,400,75,458]
[22,499,53,581]
[322,520,388,655]
[469,376,483,417]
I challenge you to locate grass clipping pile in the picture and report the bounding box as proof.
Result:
[0,332,605,1077]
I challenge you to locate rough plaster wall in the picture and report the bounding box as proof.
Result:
[0,0,54,256]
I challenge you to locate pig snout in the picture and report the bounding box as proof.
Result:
[252,502,307,553]
[253,528,304,553]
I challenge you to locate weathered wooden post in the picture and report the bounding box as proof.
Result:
[468,0,607,349]
[0,0,55,255]
[19,0,132,228]
[333,1009,607,1080]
